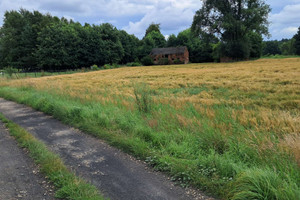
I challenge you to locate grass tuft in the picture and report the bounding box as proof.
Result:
[228,168,300,200]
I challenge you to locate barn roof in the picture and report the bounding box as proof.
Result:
[150,46,187,56]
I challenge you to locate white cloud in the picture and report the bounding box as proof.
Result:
[124,0,200,38]
[269,3,300,39]
[0,0,299,40]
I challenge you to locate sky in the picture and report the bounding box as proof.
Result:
[0,0,299,40]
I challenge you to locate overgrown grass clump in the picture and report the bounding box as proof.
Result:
[0,113,105,200]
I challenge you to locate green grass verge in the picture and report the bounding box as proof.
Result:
[0,86,299,199]
[261,54,300,59]
[0,113,105,200]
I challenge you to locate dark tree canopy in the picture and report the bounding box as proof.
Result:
[144,23,161,37]
[145,31,166,48]
[192,0,271,60]
[294,27,300,55]
[0,9,58,70]
[0,9,131,70]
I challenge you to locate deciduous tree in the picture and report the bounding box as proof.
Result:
[192,0,271,60]
[294,27,300,55]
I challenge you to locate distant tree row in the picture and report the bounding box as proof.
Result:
[262,30,300,56]
[0,9,141,71]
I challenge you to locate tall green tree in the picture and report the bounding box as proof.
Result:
[0,9,59,70]
[294,27,300,55]
[280,38,296,55]
[145,31,166,48]
[248,31,263,58]
[192,0,271,60]
[177,29,215,63]
[138,23,166,60]
[144,23,161,37]
[118,30,139,64]
[137,36,155,60]
[96,23,124,64]
[166,34,178,47]
[36,22,81,70]
[262,40,281,55]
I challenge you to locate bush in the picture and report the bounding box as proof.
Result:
[173,59,184,64]
[158,58,169,65]
[90,64,99,71]
[112,63,120,68]
[141,56,154,66]
[103,64,120,70]
[126,62,142,67]
[103,64,112,69]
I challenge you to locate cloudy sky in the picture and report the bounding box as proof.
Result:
[0,0,299,40]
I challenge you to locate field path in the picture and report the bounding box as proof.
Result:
[0,98,213,200]
[0,121,56,200]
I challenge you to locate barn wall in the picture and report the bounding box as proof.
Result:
[150,48,189,65]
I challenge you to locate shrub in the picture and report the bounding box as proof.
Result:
[90,64,99,71]
[126,62,142,67]
[158,58,169,65]
[173,59,184,64]
[103,64,113,69]
[141,56,154,66]
[103,64,120,69]
[112,63,120,68]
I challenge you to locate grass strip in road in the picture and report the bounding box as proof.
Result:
[0,113,105,200]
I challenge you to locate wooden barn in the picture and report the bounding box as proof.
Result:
[150,46,189,65]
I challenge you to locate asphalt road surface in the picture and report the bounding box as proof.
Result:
[0,121,56,200]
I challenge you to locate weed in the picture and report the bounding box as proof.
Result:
[3,66,18,78]
[133,83,154,113]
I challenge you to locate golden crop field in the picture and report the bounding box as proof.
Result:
[2,58,300,160]
[1,58,299,198]
[2,59,300,155]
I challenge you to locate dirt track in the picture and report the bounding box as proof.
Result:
[0,121,56,200]
[0,98,214,200]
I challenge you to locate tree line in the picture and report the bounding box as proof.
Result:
[0,9,221,71]
[0,3,300,71]
[262,37,300,56]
